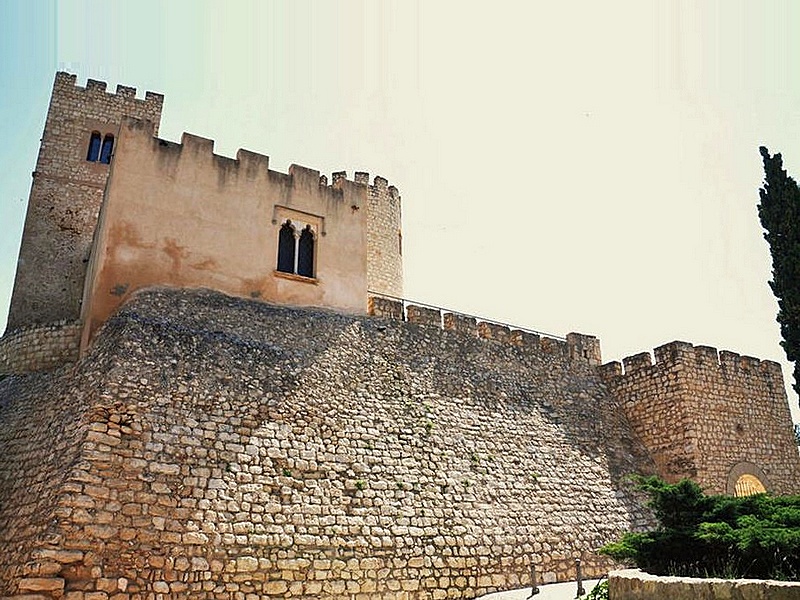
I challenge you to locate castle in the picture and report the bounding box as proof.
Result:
[0,72,797,599]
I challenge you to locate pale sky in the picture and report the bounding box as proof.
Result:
[1,1,800,416]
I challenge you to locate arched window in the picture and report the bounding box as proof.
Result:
[277,221,296,274]
[297,226,315,278]
[99,134,114,164]
[86,132,101,161]
[276,220,317,279]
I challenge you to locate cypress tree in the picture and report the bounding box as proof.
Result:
[758,146,800,401]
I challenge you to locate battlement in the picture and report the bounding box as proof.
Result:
[599,341,784,387]
[368,295,601,366]
[331,171,400,198]
[54,71,164,108]
[119,118,400,205]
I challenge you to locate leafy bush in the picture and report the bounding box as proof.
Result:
[580,579,608,600]
[600,476,800,580]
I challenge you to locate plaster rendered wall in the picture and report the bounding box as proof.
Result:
[0,288,654,599]
[81,118,393,344]
[600,342,800,495]
[8,72,163,329]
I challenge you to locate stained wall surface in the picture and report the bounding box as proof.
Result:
[8,73,164,329]
[81,118,401,344]
[600,342,800,495]
[0,288,654,599]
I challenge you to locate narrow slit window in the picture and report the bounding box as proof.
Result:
[99,134,114,164]
[277,221,296,273]
[297,226,315,278]
[86,132,101,161]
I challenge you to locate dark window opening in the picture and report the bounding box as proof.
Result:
[277,221,296,273]
[99,134,114,164]
[86,132,101,161]
[297,226,315,277]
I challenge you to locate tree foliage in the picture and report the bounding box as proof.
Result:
[601,476,800,580]
[758,147,800,400]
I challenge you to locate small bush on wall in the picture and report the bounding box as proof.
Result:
[601,476,800,580]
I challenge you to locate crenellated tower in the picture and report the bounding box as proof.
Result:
[8,73,164,330]
[599,341,800,495]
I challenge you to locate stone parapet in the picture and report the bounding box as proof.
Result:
[368,296,600,367]
[367,296,404,321]
[406,304,441,327]
[443,312,478,336]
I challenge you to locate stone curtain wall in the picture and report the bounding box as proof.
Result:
[0,288,654,599]
[365,175,403,297]
[600,342,800,495]
[8,72,163,329]
[0,321,81,375]
[368,297,602,367]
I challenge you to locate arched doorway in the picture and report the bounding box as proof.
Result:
[733,473,767,497]
[726,461,770,497]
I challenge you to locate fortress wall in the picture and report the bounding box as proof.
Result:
[0,366,100,596]
[0,288,654,599]
[9,72,163,329]
[0,321,81,375]
[598,346,697,484]
[81,119,389,344]
[368,297,602,368]
[365,175,403,297]
[600,342,800,495]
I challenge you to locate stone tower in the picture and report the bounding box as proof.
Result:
[7,73,164,330]
[599,341,800,495]
[364,174,403,298]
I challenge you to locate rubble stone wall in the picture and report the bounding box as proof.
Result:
[609,569,800,600]
[0,321,81,375]
[0,366,97,595]
[0,288,654,599]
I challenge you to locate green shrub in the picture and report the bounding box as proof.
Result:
[581,579,608,600]
[600,476,800,580]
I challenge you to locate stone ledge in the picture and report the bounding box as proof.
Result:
[609,568,800,600]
